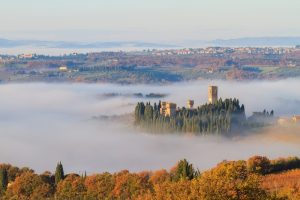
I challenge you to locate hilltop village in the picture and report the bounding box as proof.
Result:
[159,86,218,117]
[134,85,300,135]
[134,86,277,134]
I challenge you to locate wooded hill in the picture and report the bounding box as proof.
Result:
[134,98,274,134]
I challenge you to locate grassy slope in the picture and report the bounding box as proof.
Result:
[262,169,300,199]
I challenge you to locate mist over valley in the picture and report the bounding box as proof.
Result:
[0,80,299,174]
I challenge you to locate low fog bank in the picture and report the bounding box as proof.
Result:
[0,80,300,174]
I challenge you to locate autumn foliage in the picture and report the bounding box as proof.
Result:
[262,169,300,200]
[0,156,300,199]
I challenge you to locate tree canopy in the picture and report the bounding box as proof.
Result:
[135,98,274,135]
[0,156,299,199]
[55,162,65,185]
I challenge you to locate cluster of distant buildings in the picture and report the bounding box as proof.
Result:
[18,53,37,59]
[278,115,300,125]
[159,86,218,117]
[58,66,68,72]
[58,65,81,73]
[0,46,298,62]
[151,47,295,56]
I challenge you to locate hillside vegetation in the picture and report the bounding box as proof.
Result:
[134,99,274,135]
[1,156,300,199]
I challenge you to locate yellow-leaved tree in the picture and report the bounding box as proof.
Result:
[197,160,267,200]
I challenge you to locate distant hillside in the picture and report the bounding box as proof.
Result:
[0,38,177,49]
[2,37,300,50]
[0,38,29,47]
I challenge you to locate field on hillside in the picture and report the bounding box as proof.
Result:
[262,169,300,199]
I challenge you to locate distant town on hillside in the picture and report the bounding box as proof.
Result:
[1,46,300,84]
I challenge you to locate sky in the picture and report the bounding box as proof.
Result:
[0,0,300,42]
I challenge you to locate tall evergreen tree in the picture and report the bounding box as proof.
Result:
[55,162,64,185]
[0,168,8,192]
[173,159,198,181]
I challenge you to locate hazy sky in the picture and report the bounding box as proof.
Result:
[0,0,300,42]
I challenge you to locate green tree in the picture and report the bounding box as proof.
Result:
[173,159,199,181]
[0,168,8,193]
[55,162,65,185]
[144,103,154,122]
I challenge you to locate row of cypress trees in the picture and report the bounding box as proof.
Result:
[135,98,247,134]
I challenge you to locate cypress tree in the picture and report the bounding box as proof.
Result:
[55,162,64,185]
[174,159,198,181]
[0,168,8,192]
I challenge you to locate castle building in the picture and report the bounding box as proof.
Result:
[160,102,177,117]
[160,102,167,116]
[208,86,218,104]
[59,66,68,72]
[187,100,194,109]
[292,115,300,123]
[278,115,300,125]
[277,117,291,125]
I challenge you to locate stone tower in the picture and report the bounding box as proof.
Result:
[208,86,218,104]
[160,102,177,117]
[187,100,194,109]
